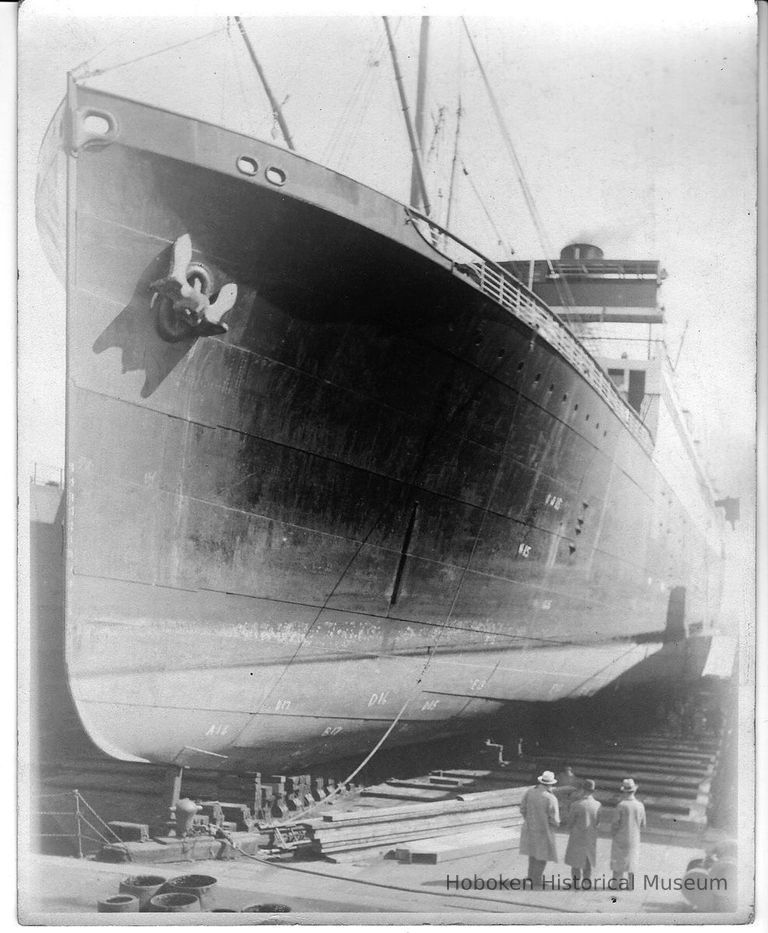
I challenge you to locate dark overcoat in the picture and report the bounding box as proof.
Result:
[564,794,601,868]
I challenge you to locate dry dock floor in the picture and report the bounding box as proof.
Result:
[20,829,744,923]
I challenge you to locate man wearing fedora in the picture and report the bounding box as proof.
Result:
[564,779,601,886]
[519,770,560,888]
[610,778,646,889]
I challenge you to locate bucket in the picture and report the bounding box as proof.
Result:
[710,859,737,912]
[119,874,167,911]
[163,874,218,910]
[681,868,716,912]
[148,892,200,912]
[242,903,292,913]
[97,894,139,913]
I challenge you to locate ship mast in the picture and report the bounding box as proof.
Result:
[382,16,431,215]
[444,97,462,232]
[234,16,295,151]
[409,18,430,212]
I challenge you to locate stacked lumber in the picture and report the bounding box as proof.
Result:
[306,787,525,858]
[533,733,718,826]
[396,826,517,864]
[360,783,452,802]
[359,766,533,803]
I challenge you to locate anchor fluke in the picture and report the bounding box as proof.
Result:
[151,234,238,342]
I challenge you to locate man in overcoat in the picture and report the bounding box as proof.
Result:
[610,778,646,888]
[555,765,580,821]
[564,779,601,884]
[519,770,560,888]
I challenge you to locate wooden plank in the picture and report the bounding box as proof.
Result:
[430,769,492,779]
[538,753,711,775]
[321,787,525,824]
[593,746,716,761]
[315,818,522,854]
[313,811,523,844]
[360,785,451,802]
[312,809,523,846]
[397,827,519,864]
[385,778,474,790]
[455,787,527,804]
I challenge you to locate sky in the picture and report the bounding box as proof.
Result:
[16,0,758,616]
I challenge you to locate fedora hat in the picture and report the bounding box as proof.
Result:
[537,770,557,785]
[582,779,596,792]
[620,778,638,793]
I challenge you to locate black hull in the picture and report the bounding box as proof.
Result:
[43,86,723,771]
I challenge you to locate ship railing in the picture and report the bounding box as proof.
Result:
[406,208,653,450]
[31,789,131,859]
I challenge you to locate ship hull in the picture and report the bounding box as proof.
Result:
[48,87,722,770]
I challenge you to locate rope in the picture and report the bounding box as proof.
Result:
[268,699,411,828]
[227,844,582,913]
[75,791,126,845]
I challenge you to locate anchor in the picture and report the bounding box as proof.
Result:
[151,234,238,342]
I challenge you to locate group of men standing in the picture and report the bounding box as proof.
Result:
[519,769,646,889]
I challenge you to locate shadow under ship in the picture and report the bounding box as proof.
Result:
[34,79,730,773]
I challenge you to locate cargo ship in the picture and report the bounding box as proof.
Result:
[34,35,728,773]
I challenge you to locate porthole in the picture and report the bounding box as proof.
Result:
[585,413,590,421]
[548,384,554,393]
[533,373,541,383]
[83,113,112,136]
[237,156,259,176]
[517,362,525,372]
[78,109,118,149]
[573,403,579,412]
[595,422,600,430]
[562,394,568,403]
[266,165,287,186]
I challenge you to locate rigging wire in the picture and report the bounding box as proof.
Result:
[460,160,515,257]
[459,18,579,316]
[75,26,227,79]
[226,17,262,133]
[426,105,446,164]
[337,55,383,171]
[324,22,388,168]
[70,21,142,79]
[322,53,372,165]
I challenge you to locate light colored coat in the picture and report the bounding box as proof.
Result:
[519,784,560,862]
[564,794,601,868]
[610,795,646,873]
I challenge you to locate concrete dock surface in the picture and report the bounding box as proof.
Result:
[20,827,748,923]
